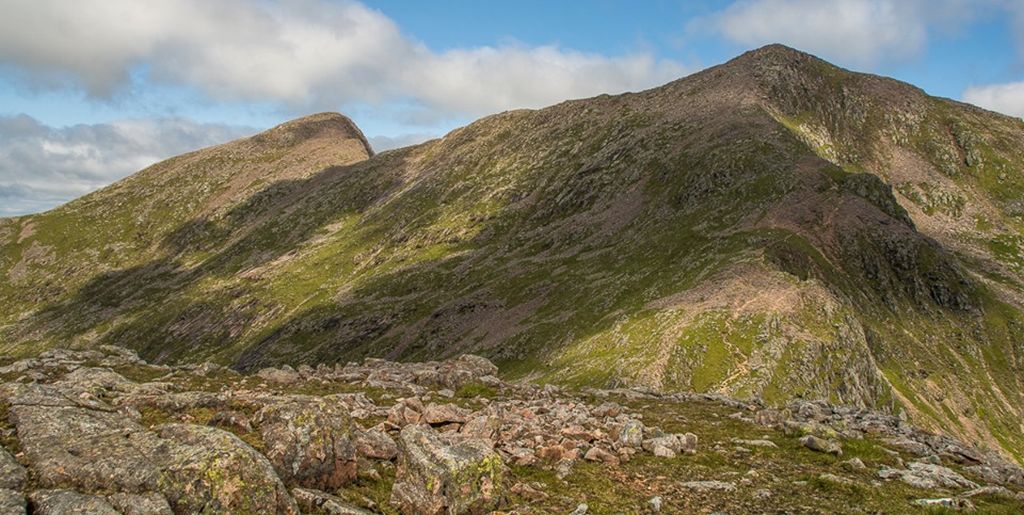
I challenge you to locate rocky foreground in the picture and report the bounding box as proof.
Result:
[0,347,1021,514]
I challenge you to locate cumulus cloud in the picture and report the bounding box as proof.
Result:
[0,0,686,119]
[963,82,1024,118]
[697,0,998,66]
[0,115,253,215]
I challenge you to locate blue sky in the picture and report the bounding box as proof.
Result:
[1,0,1023,215]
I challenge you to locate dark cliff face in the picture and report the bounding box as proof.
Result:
[1,45,1023,462]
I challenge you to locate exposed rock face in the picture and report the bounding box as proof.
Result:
[291,488,373,515]
[800,435,843,456]
[390,424,505,514]
[0,446,26,491]
[879,462,979,490]
[156,423,298,514]
[5,383,166,492]
[106,492,174,515]
[0,489,24,514]
[253,396,358,489]
[29,490,119,514]
[0,345,1020,512]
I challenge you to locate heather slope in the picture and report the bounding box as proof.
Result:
[1,46,1022,462]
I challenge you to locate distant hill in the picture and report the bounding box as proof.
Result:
[3,45,1023,462]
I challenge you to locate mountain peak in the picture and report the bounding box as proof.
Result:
[741,43,814,60]
[255,112,373,156]
[724,43,832,73]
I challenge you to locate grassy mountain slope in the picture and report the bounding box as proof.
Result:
[2,46,1023,462]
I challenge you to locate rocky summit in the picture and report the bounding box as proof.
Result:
[1,44,1024,511]
[0,346,1021,513]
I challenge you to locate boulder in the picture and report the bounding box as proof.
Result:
[7,385,165,492]
[912,497,974,510]
[0,489,24,515]
[460,415,501,440]
[799,435,842,456]
[591,402,622,418]
[156,424,298,514]
[388,398,425,427]
[0,446,26,490]
[618,420,644,449]
[292,488,374,515]
[878,462,978,490]
[883,437,931,456]
[423,403,472,425]
[29,490,119,515]
[642,433,697,456]
[390,425,504,514]
[355,428,399,460]
[841,457,867,471]
[257,366,301,384]
[583,446,620,466]
[106,492,174,515]
[253,397,359,489]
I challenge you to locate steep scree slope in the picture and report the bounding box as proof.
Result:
[1,46,1022,462]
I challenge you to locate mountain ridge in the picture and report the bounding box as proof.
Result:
[2,45,1023,463]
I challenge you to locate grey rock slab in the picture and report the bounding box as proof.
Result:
[0,446,25,490]
[390,424,504,515]
[291,488,374,515]
[0,489,24,515]
[106,492,174,515]
[253,396,359,489]
[29,490,119,515]
[156,423,298,515]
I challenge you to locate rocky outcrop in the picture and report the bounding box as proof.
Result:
[292,487,374,515]
[0,345,1020,513]
[253,396,358,489]
[157,423,298,514]
[390,425,505,514]
[29,490,119,514]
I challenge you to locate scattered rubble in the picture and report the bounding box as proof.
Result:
[0,346,1020,513]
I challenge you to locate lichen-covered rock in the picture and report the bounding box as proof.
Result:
[878,462,978,490]
[257,366,301,384]
[618,420,644,448]
[355,428,398,461]
[156,424,298,514]
[459,415,501,440]
[0,446,25,490]
[423,403,472,425]
[0,489,24,515]
[29,489,119,515]
[106,492,174,515]
[207,410,254,434]
[388,397,425,427]
[390,425,504,515]
[253,397,359,489]
[56,367,134,394]
[291,487,374,514]
[6,384,166,492]
[799,435,842,456]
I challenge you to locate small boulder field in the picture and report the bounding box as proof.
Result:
[0,346,1021,513]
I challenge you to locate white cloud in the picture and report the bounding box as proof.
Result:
[0,0,686,119]
[963,82,1024,118]
[700,0,926,65]
[0,115,253,215]
[698,0,1011,67]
